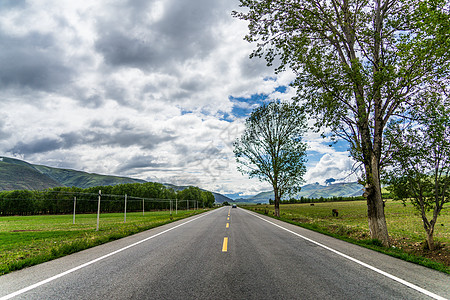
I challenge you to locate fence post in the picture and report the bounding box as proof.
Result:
[142,198,144,216]
[124,194,127,223]
[73,196,76,225]
[187,199,189,210]
[170,199,172,215]
[176,198,178,214]
[96,190,101,231]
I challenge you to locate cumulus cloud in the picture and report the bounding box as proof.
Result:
[304,152,359,185]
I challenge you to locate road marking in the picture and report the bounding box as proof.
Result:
[226,223,229,228]
[242,209,447,300]
[222,237,228,252]
[0,208,222,300]
[227,217,229,220]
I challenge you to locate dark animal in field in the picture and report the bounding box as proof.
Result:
[332,209,339,217]
[310,203,314,206]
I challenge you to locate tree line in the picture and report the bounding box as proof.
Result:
[270,196,366,205]
[0,182,215,216]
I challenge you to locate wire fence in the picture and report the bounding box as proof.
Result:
[0,189,202,219]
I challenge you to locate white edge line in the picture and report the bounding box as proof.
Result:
[0,208,221,300]
[241,209,448,300]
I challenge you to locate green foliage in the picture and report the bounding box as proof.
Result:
[233,0,449,147]
[177,186,215,208]
[234,101,307,215]
[383,96,450,250]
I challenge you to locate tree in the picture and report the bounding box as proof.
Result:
[383,96,450,250]
[233,0,450,246]
[234,101,307,217]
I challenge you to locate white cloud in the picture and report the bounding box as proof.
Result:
[0,0,356,197]
[304,152,359,185]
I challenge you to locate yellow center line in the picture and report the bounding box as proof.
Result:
[222,237,228,252]
[227,217,229,220]
[226,223,229,228]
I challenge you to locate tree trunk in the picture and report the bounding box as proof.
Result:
[426,228,435,251]
[273,188,280,217]
[364,155,390,247]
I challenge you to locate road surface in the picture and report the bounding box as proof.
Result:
[0,207,448,299]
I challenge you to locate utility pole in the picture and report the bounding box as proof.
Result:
[124,194,127,223]
[73,196,76,225]
[96,190,101,231]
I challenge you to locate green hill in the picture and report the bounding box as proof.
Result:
[0,156,145,190]
[33,165,146,188]
[0,157,61,191]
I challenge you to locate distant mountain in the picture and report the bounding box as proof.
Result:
[235,182,364,204]
[0,156,231,203]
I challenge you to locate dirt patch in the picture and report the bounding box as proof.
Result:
[10,230,43,232]
[291,218,311,223]
[391,237,450,267]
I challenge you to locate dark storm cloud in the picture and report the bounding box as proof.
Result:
[0,0,26,10]
[60,129,175,150]
[115,155,169,173]
[0,31,74,92]
[8,126,176,155]
[95,0,227,71]
[9,138,63,155]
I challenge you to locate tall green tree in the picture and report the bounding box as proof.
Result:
[234,102,307,217]
[383,96,450,250]
[233,0,450,246]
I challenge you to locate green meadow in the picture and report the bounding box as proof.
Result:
[247,200,450,273]
[0,210,205,275]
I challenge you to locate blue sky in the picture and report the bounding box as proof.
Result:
[0,0,358,196]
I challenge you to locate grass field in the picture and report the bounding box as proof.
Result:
[246,200,450,273]
[0,210,205,275]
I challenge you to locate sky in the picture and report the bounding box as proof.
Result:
[0,0,358,198]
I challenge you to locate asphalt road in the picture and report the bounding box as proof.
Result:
[0,207,448,300]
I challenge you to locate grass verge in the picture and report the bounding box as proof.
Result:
[245,201,449,274]
[0,210,207,275]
